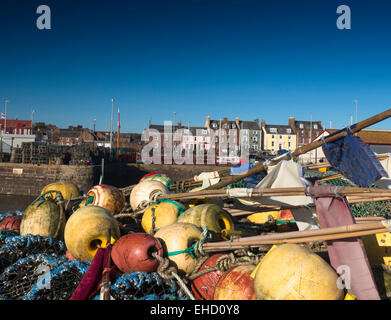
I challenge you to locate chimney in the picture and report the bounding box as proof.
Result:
[288,116,295,130]
[254,119,260,128]
[148,119,151,128]
[178,120,182,129]
[235,117,240,128]
[261,119,266,128]
[205,115,210,129]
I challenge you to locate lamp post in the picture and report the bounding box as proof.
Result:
[4,100,9,134]
[110,98,114,149]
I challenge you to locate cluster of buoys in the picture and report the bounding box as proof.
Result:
[8,173,381,300]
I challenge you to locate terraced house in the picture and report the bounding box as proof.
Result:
[261,119,296,153]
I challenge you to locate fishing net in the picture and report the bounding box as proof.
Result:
[94,272,188,300]
[0,235,66,274]
[0,253,67,300]
[318,177,391,218]
[24,260,90,300]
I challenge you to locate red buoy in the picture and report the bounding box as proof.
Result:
[191,254,224,300]
[0,216,22,234]
[111,233,164,273]
[214,264,257,300]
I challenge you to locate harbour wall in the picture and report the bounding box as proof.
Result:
[0,162,230,196]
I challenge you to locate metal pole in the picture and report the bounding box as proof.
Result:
[110,98,114,149]
[354,100,358,123]
[4,100,8,134]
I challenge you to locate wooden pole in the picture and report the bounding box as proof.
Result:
[202,220,390,252]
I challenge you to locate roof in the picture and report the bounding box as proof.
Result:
[326,129,391,145]
[58,130,81,138]
[264,124,294,135]
[209,119,260,130]
[294,120,323,130]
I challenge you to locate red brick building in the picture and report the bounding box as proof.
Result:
[0,119,33,135]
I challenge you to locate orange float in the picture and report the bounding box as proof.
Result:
[214,264,257,300]
[191,254,224,300]
[111,233,164,273]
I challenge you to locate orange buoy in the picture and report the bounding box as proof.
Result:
[111,233,164,273]
[214,264,257,300]
[83,184,125,215]
[191,254,224,300]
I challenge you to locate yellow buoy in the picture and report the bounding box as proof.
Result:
[82,184,125,215]
[253,243,344,300]
[154,222,202,274]
[141,200,185,234]
[64,205,120,261]
[247,211,281,224]
[20,199,66,240]
[130,180,169,212]
[177,204,234,239]
[40,181,80,201]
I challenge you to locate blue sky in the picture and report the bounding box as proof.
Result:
[1,0,391,133]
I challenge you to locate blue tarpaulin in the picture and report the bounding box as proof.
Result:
[322,129,388,187]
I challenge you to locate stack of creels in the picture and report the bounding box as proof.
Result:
[24,260,90,300]
[0,235,66,275]
[0,253,67,300]
[93,272,188,300]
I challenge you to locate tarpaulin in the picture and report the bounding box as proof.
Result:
[70,244,116,300]
[238,160,313,207]
[322,130,388,187]
[309,185,380,300]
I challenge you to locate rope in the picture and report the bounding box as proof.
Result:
[84,195,94,206]
[152,253,194,300]
[188,249,265,281]
[151,207,156,236]
[166,226,211,259]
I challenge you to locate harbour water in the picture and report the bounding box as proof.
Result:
[0,194,36,213]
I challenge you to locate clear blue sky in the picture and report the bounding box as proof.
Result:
[1,0,391,133]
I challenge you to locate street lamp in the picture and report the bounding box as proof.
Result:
[110,98,114,149]
[354,100,358,123]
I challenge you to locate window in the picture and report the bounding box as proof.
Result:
[279,135,282,139]
[272,135,275,139]
[288,142,291,148]
[271,141,274,147]
[286,128,291,133]
[270,128,277,133]
[288,135,291,139]
[314,124,318,129]
[299,124,303,129]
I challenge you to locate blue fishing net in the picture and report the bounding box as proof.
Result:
[91,272,187,300]
[322,129,388,187]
